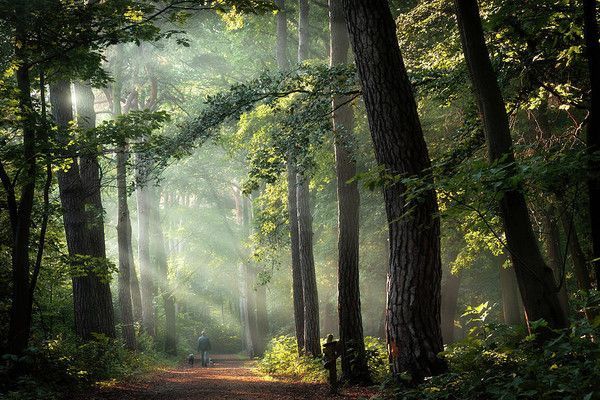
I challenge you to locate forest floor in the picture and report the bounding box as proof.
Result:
[80,355,379,400]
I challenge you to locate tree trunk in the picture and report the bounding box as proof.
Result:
[255,280,269,356]
[583,0,600,288]
[286,164,305,353]
[440,240,462,344]
[136,152,155,336]
[275,0,290,69]
[296,176,321,356]
[341,0,446,383]
[558,207,592,291]
[7,54,36,355]
[499,255,525,325]
[298,0,310,61]
[454,0,568,329]
[329,0,368,383]
[150,190,177,355]
[50,80,116,340]
[541,209,570,316]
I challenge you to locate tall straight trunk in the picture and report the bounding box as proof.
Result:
[275,0,290,69]
[255,280,269,356]
[296,0,321,358]
[50,81,116,340]
[150,191,177,355]
[541,209,570,315]
[454,0,568,329]
[7,48,37,354]
[278,0,304,354]
[136,154,155,336]
[286,164,305,353]
[113,85,136,349]
[499,255,525,325]
[558,208,592,291]
[341,0,446,383]
[298,0,310,61]
[296,177,321,356]
[583,0,600,288]
[329,0,368,383]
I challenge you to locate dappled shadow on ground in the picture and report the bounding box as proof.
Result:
[79,356,377,400]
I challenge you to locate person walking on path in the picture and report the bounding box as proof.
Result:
[197,331,212,367]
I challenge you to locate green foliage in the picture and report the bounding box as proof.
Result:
[258,335,327,383]
[259,335,390,384]
[0,334,169,400]
[398,316,600,400]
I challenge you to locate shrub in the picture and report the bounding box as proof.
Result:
[258,335,389,384]
[398,317,600,400]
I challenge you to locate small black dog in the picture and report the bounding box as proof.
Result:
[187,353,195,366]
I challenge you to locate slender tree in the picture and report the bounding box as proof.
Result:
[296,0,321,357]
[341,0,446,383]
[329,0,368,383]
[499,255,525,325]
[454,0,568,329]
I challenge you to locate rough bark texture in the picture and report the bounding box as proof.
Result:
[455,0,568,329]
[499,255,525,325]
[113,87,136,349]
[50,81,116,340]
[330,0,369,383]
[286,164,305,353]
[583,0,600,288]
[342,0,446,383]
[296,176,321,356]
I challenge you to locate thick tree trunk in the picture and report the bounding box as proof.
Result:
[286,164,305,353]
[112,87,136,349]
[7,58,36,355]
[499,255,525,325]
[50,81,116,340]
[136,154,155,336]
[296,177,321,356]
[150,191,177,355]
[454,0,568,329]
[342,0,446,383]
[583,0,600,288]
[329,0,368,383]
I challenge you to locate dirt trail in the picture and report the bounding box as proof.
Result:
[82,355,377,400]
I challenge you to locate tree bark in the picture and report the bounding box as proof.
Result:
[286,164,305,353]
[136,148,155,337]
[255,279,269,356]
[558,207,592,291]
[296,176,321,356]
[329,0,369,383]
[583,0,600,288]
[342,0,446,383]
[113,84,136,349]
[276,0,290,69]
[298,0,310,61]
[541,209,570,316]
[440,240,462,344]
[50,81,116,340]
[454,0,568,329]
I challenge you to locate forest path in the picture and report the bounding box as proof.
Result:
[83,355,377,400]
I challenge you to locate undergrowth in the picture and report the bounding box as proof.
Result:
[0,332,172,400]
[258,335,388,384]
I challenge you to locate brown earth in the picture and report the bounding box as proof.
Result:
[80,355,379,400]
